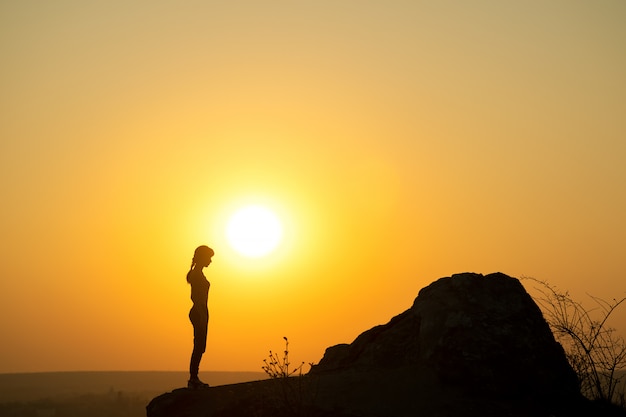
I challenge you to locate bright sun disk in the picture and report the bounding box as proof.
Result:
[226,205,283,258]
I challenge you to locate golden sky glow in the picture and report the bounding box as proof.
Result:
[1,1,626,373]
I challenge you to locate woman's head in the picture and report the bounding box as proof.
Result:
[187,245,214,283]
[193,245,214,268]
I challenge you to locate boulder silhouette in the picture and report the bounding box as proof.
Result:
[311,272,578,399]
[148,272,616,417]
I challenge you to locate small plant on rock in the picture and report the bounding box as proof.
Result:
[262,337,305,379]
[260,337,316,417]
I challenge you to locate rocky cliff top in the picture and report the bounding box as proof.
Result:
[147,272,621,417]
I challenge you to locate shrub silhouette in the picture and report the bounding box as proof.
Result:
[525,277,626,407]
[262,337,305,379]
[260,337,316,417]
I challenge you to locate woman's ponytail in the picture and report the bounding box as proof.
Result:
[186,245,213,283]
[186,258,195,283]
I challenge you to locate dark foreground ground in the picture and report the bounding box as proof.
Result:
[147,370,626,417]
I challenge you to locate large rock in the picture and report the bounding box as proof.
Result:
[311,272,578,402]
[148,272,613,417]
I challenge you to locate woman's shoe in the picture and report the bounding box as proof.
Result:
[187,377,210,389]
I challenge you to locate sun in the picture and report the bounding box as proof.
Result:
[226,205,283,258]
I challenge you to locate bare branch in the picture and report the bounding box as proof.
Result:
[521,277,626,404]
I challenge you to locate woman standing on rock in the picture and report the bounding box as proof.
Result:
[186,245,214,389]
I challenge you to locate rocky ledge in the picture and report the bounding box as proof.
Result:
[147,272,625,417]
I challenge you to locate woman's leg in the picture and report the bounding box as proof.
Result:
[189,310,208,383]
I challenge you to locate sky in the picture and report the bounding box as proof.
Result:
[1,1,625,374]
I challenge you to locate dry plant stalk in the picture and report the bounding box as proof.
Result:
[524,277,626,405]
[262,337,305,379]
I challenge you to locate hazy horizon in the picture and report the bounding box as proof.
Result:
[2,1,625,374]
[0,370,268,402]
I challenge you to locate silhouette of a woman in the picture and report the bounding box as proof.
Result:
[186,245,214,389]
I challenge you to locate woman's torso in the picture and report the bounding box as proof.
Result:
[188,268,210,310]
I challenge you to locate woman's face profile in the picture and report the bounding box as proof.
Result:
[199,254,212,267]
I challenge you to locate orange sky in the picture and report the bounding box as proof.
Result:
[1,1,625,374]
